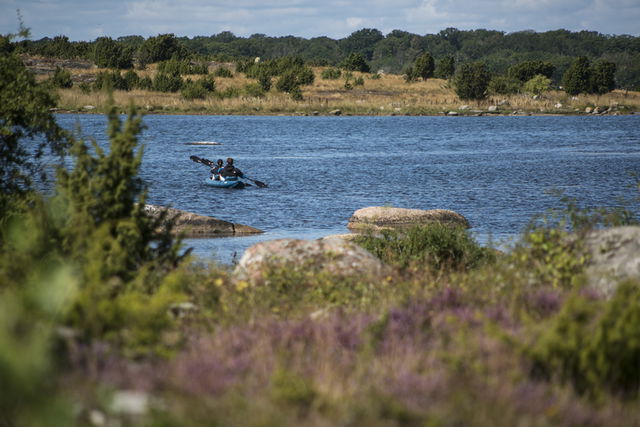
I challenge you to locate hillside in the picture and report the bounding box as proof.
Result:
[30,57,640,116]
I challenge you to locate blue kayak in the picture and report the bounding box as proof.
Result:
[204,176,246,189]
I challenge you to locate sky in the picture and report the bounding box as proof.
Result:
[1,0,639,41]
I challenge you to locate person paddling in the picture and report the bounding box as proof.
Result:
[220,157,244,180]
[210,159,224,180]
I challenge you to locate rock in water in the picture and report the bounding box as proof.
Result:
[234,238,391,285]
[347,206,470,231]
[144,204,262,237]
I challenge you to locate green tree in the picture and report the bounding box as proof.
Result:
[0,41,69,221]
[590,59,616,94]
[50,66,73,88]
[563,56,592,95]
[137,34,187,67]
[507,60,555,82]
[339,28,384,60]
[453,62,491,100]
[488,76,522,94]
[523,74,552,95]
[413,52,435,79]
[93,36,133,69]
[340,52,370,72]
[435,55,455,79]
[153,72,183,92]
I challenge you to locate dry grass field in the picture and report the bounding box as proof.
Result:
[52,65,640,116]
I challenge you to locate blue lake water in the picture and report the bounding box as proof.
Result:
[56,114,640,263]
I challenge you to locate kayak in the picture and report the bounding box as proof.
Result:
[204,176,246,189]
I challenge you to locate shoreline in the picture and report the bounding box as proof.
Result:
[53,108,637,117]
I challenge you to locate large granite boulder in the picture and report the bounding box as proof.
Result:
[347,207,470,231]
[582,226,640,296]
[234,238,391,285]
[144,205,262,237]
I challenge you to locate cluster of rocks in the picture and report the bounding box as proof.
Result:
[148,203,640,297]
[583,106,619,115]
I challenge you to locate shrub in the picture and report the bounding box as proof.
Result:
[563,56,592,95]
[453,62,491,100]
[354,224,494,272]
[413,52,435,80]
[215,87,241,99]
[153,72,183,92]
[244,83,265,97]
[94,70,127,91]
[354,76,365,86]
[181,81,208,100]
[321,67,342,79]
[523,74,551,95]
[257,71,272,92]
[93,36,132,69]
[508,60,555,82]
[276,70,300,93]
[213,67,233,78]
[138,76,152,90]
[51,66,72,88]
[403,65,416,82]
[54,105,187,354]
[527,281,640,398]
[590,60,616,95]
[435,55,455,79]
[123,69,140,90]
[340,52,370,73]
[488,76,521,95]
[198,75,216,92]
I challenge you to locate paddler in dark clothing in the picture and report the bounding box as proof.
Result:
[220,157,244,179]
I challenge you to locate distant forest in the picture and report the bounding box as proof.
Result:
[14,27,640,90]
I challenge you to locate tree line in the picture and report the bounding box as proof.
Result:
[12,28,640,90]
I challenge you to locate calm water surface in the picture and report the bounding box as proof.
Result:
[57,114,640,263]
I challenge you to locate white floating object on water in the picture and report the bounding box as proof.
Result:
[185,141,222,146]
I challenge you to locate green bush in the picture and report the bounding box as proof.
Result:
[276,70,300,93]
[488,76,521,95]
[590,60,616,95]
[181,81,208,100]
[51,66,73,88]
[563,56,592,95]
[93,36,133,69]
[157,58,208,76]
[507,60,555,82]
[138,76,153,90]
[244,82,265,97]
[94,70,128,91]
[214,67,233,78]
[123,69,140,90]
[354,224,494,271]
[453,62,491,100]
[523,74,551,95]
[340,52,370,72]
[435,55,455,79]
[527,281,640,398]
[153,72,183,92]
[257,72,272,92]
[321,67,342,80]
[413,52,435,80]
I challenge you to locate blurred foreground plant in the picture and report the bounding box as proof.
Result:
[354,223,495,273]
